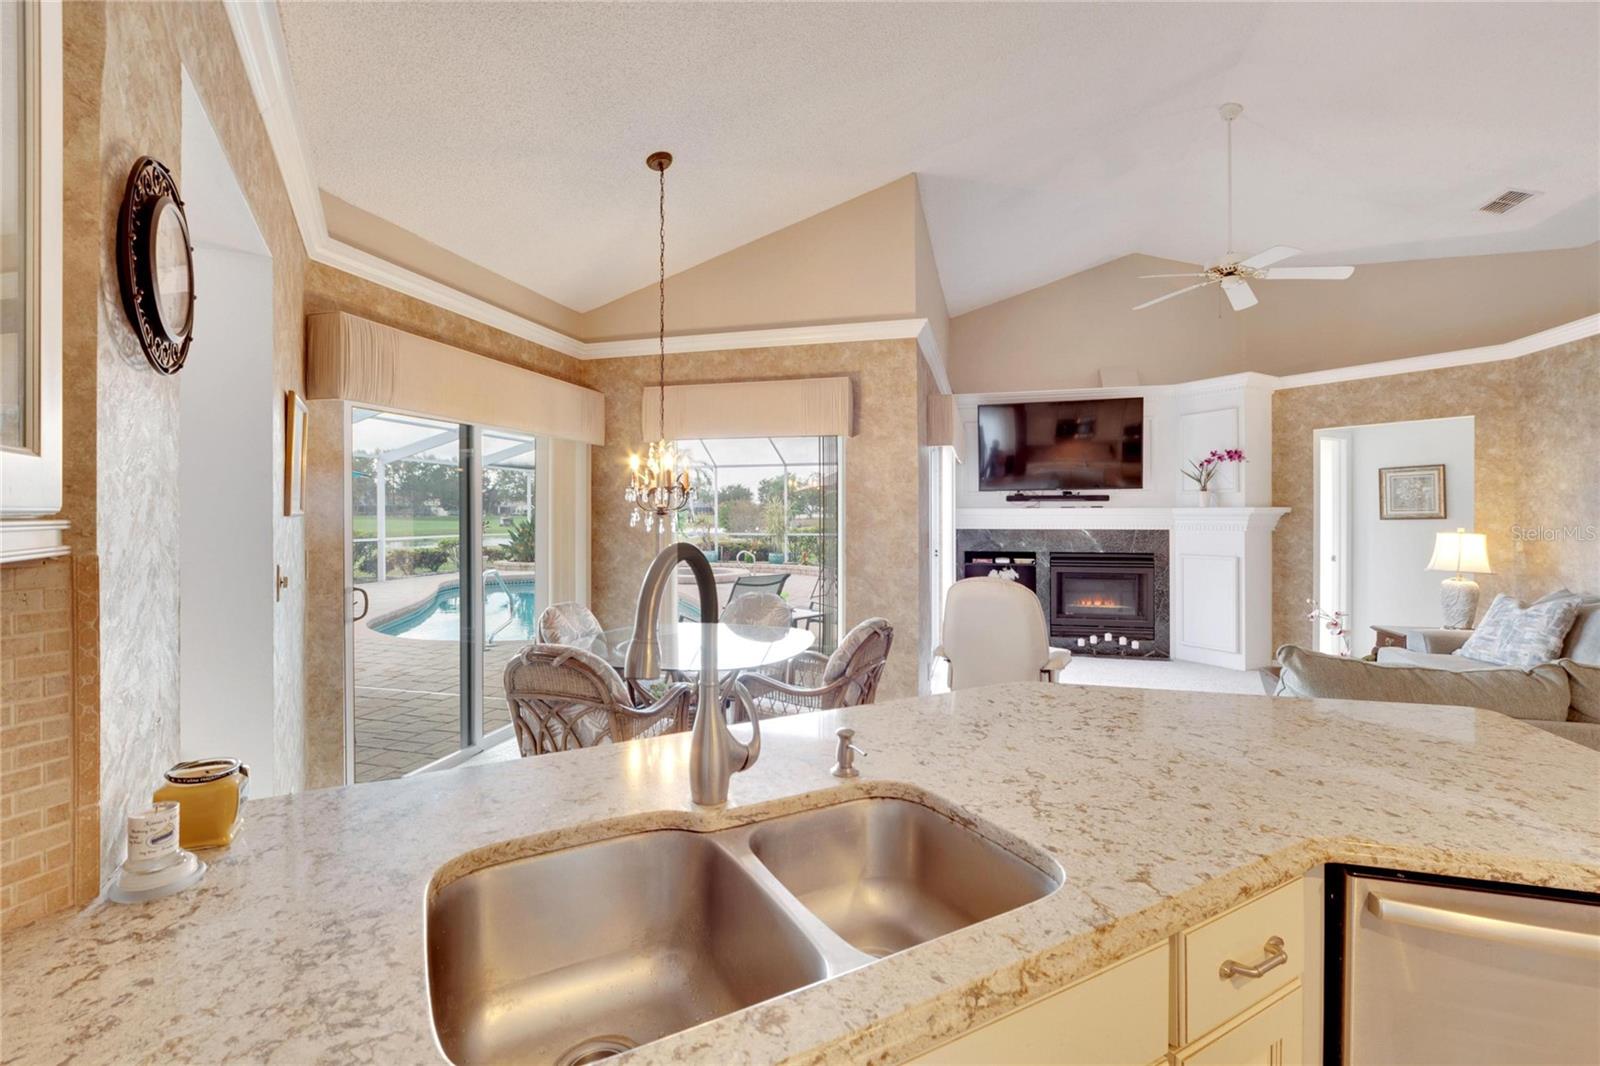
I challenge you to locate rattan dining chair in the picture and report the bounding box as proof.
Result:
[504,643,693,756]
[536,601,603,646]
[737,618,894,719]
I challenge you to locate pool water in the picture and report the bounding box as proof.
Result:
[372,580,538,643]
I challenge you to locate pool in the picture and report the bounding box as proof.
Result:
[371,578,538,643]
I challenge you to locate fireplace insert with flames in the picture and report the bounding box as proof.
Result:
[1048,552,1156,642]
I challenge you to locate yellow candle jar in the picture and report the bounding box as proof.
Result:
[153,759,250,849]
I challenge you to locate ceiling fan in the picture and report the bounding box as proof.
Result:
[1134,103,1354,313]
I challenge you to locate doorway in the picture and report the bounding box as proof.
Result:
[177,73,278,793]
[1314,416,1475,654]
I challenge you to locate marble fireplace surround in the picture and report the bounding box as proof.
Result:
[957,528,1171,658]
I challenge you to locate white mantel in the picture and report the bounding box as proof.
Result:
[955,505,1287,532]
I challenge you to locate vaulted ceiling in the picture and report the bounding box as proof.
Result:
[279,2,1599,317]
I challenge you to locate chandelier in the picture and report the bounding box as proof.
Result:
[625,151,692,532]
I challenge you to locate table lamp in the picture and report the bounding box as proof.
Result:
[1425,528,1492,629]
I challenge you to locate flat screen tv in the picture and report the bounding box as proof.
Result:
[977,397,1144,491]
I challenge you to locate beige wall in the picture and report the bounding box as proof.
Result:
[948,253,1243,392]
[949,245,1600,393]
[322,192,586,338]
[584,340,925,701]
[581,177,921,341]
[1271,337,1599,651]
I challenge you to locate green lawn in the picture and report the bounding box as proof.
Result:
[352,515,520,539]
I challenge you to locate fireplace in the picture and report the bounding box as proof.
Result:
[1049,552,1157,642]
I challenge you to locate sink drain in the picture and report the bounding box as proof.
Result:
[556,1035,638,1066]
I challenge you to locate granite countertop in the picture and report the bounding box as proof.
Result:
[3,684,1597,1065]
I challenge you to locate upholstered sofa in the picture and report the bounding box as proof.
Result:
[1274,596,1600,750]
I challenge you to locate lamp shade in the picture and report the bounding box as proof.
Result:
[1426,529,1492,575]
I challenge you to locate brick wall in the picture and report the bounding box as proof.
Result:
[1,556,98,930]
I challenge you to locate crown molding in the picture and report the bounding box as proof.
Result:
[224,0,324,257]
[915,321,953,395]
[582,318,932,360]
[1272,314,1600,390]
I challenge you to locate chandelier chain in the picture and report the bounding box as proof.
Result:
[658,162,666,433]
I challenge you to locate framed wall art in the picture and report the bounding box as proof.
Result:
[284,390,309,516]
[1378,464,1445,520]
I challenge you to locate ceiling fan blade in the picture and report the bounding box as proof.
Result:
[1137,273,1210,279]
[1258,265,1355,280]
[1221,277,1258,311]
[1131,281,1212,311]
[1239,245,1301,269]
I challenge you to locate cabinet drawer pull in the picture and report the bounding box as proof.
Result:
[1218,936,1287,979]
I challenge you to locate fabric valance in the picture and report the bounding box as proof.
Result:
[305,311,604,445]
[925,392,964,462]
[641,377,854,440]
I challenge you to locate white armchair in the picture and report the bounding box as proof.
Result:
[934,577,1071,690]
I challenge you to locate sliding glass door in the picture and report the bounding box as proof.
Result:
[479,427,537,739]
[349,408,535,782]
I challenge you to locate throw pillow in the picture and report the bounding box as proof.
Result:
[1274,644,1571,722]
[1559,599,1600,663]
[1456,593,1583,668]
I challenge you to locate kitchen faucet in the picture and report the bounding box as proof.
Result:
[625,542,760,806]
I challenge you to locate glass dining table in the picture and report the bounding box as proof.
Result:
[574,621,816,678]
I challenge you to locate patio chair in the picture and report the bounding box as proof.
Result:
[796,567,837,632]
[721,592,792,629]
[537,601,603,646]
[737,618,894,719]
[504,643,693,756]
[730,571,789,600]
[680,570,791,622]
[934,577,1071,690]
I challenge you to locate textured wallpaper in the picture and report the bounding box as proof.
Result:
[583,340,926,701]
[1271,337,1599,651]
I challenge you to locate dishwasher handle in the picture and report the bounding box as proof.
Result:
[1367,891,1600,960]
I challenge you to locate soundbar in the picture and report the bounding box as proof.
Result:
[1004,492,1112,503]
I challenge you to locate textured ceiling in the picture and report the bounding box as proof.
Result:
[279,2,1600,316]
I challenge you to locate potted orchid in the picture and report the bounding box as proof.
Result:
[1305,599,1352,656]
[1182,448,1245,506]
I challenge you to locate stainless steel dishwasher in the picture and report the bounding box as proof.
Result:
[1326,865,1600,1065]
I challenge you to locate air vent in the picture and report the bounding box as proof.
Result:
[1478,189,1539,215]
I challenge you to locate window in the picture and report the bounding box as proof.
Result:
[674,435,842,650]
[1,0,31,451]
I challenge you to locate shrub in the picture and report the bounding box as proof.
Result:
[353,543,377,578]
[506,517,537,562]
[414,547,450,573]
[386,548,418,575]
[483,545,511,564]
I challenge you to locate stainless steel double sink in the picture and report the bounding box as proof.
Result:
[426,796,1064,1065]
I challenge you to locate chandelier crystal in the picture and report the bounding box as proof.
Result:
[626,150,693,532]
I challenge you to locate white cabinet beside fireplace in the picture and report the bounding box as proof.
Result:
[1170,508,1288,670]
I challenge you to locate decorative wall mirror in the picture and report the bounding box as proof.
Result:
[116,156,195,375]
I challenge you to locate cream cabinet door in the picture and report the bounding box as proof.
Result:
[1177,986,1304,1066]
[1177,879,1305,1043]
[910,944,1169,1066]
